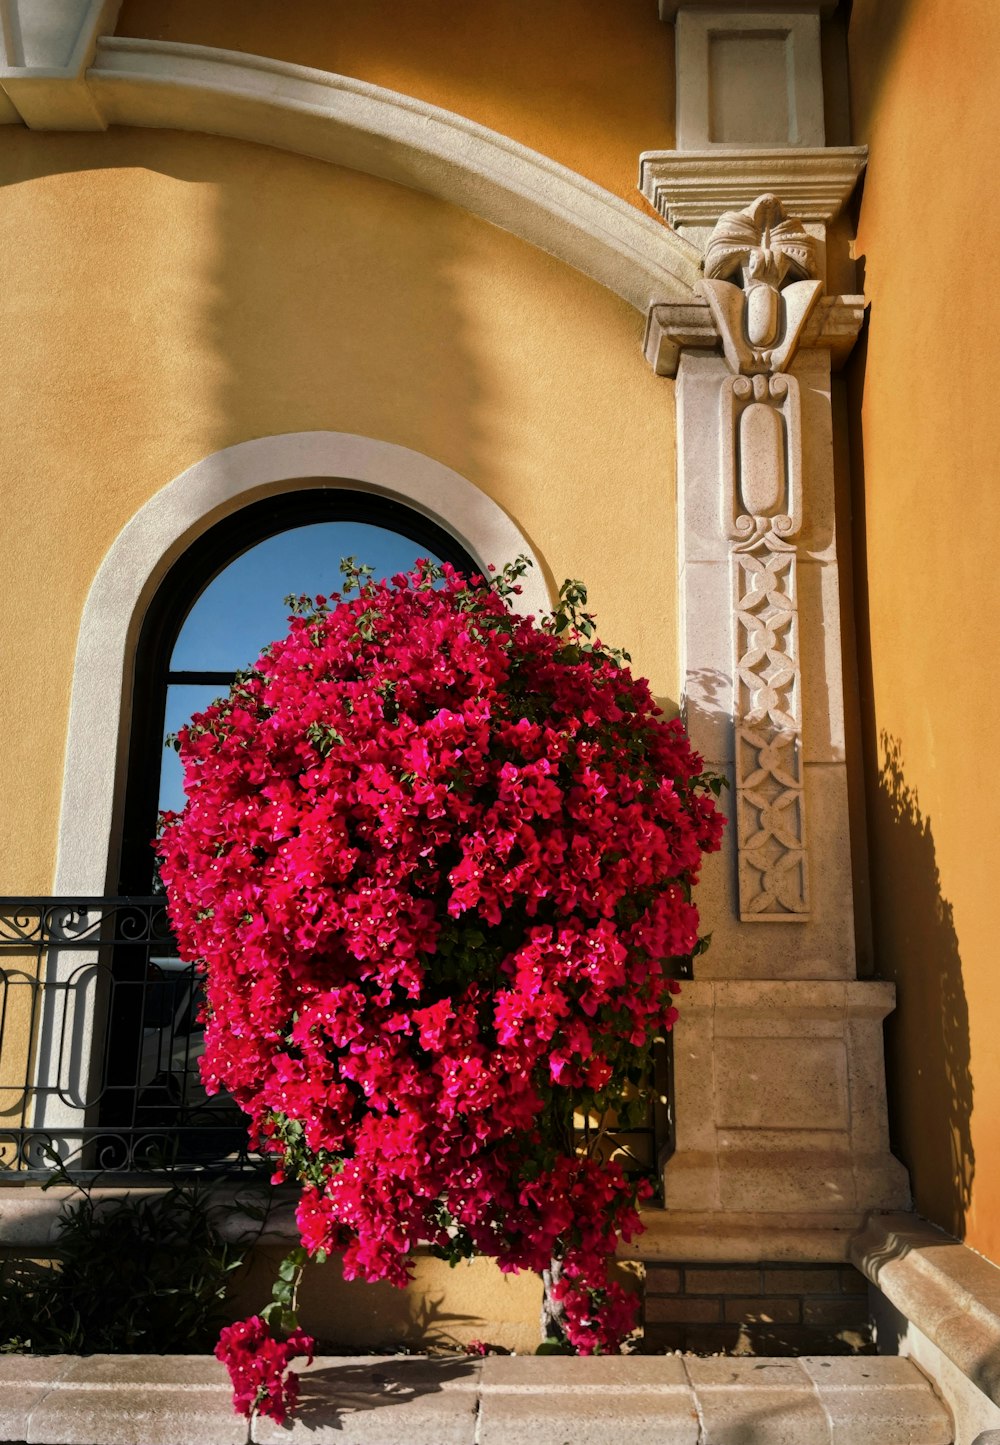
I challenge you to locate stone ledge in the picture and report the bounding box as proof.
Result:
[623,1209,868,1262]
[852,1213,1000,1408]
[0,1190,876,1260]
[0,1181,299,1249]
[0,1352,952,1445]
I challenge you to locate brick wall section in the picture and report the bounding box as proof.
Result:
[642,1262,873,1355]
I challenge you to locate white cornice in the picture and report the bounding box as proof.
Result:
[640,147,868,228]
[61,37,701,312]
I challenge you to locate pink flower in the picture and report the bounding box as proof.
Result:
[215,1315,315,1424]
[160,560,726,1388]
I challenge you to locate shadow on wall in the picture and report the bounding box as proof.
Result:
[873,731,974,1238]
[847,312,973,1239]
[843,0,922,141]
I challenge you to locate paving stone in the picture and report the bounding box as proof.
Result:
[477,1388,701,1444]
[481,1355,690,1389]
[684,1357,814,1389]
[0,1354,75,1443]
[683,1358,832,1445]
[252,1356,481,1445]
[802,1356,953,1445]
[799,1357,921,1386]
[26,1354,245,1445]
[695,1389,832,1445]
[479,1355,697,1445]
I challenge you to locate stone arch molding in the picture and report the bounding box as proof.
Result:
[54,431,549,897]
[0,25,702,312]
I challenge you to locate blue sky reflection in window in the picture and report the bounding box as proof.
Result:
[159,521,446,813]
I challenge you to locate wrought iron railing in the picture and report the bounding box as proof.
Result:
[0,896,676,1185]
[0,898,259,1180]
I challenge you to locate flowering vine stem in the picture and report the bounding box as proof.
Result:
[161,556,725,1419]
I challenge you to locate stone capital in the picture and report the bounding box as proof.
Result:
[644,294,865,377]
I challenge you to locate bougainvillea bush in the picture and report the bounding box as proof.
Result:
[159,558,723,1419]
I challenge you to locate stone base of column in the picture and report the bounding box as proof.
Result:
[649,979,911,1245]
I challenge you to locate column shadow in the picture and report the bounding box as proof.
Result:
[869,733,973,1237]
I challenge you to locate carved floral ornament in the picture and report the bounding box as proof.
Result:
[701,194,822,377]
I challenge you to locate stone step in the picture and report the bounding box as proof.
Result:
[0,1351,952,1444]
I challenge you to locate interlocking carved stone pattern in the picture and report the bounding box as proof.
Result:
[733,529,809,919]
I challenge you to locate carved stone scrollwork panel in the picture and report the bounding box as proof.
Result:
[724,367,810,922]
[721,372,803,546]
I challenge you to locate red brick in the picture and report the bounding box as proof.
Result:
[644,1266,682,1295]
[645,1295,722,1324]
[723,1296,801,1325]
[803,1297,869,1328]
[839,1268,869,1295]
[762,1267,840,1295]
[684,1267,760,1295]
[640,1325,686,1352]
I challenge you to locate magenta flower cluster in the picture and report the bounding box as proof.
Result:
[160,561,723,1377]
[214,1315,314,1424]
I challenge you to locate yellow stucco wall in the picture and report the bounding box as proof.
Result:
[115,0,675,207]
[0,127,677,897]
[848,0,1000,1260]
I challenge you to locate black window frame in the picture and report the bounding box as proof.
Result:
[117,487,480,894]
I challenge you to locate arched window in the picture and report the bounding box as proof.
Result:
[118,490,478,894]
[96,490,477,1166]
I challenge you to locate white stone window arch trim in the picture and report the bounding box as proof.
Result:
[2,31,703,314]
[54,430,550,899]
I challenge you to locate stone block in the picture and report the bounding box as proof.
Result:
[685,1357,831,1445]
[697,1388,832,1443]
[253,1357,481,1445]
[27,1354,246,1445]
[810,1379,953,1444]
[713,979,847,1034]
[797,560,846,762]
[0,1354,74,1444]
[477,1390,700,1445]
[481,1356,690,1388]
[478,1356,698,1445]
[715,1036,849,1131]
[671,996,720,1153]
[839,1267,868,1295]
[692,763,856,979]
[679,559,734,764]
[662,1149,723,1211]
[685,1357,813,1388]
[718,1149,856,1213]
[675,8,825,150]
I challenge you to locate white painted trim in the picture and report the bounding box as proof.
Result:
[53,431,550,897]
[70,37,703,313]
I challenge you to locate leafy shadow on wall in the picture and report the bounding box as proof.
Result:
[873,731,973,1236]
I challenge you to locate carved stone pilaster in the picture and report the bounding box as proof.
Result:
[703,195,821,921]
[644,190,909,1230]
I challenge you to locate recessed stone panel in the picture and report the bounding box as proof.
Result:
[715,1036,849,1130]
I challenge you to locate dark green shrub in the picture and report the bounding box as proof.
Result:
[0,1175,247,1354]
